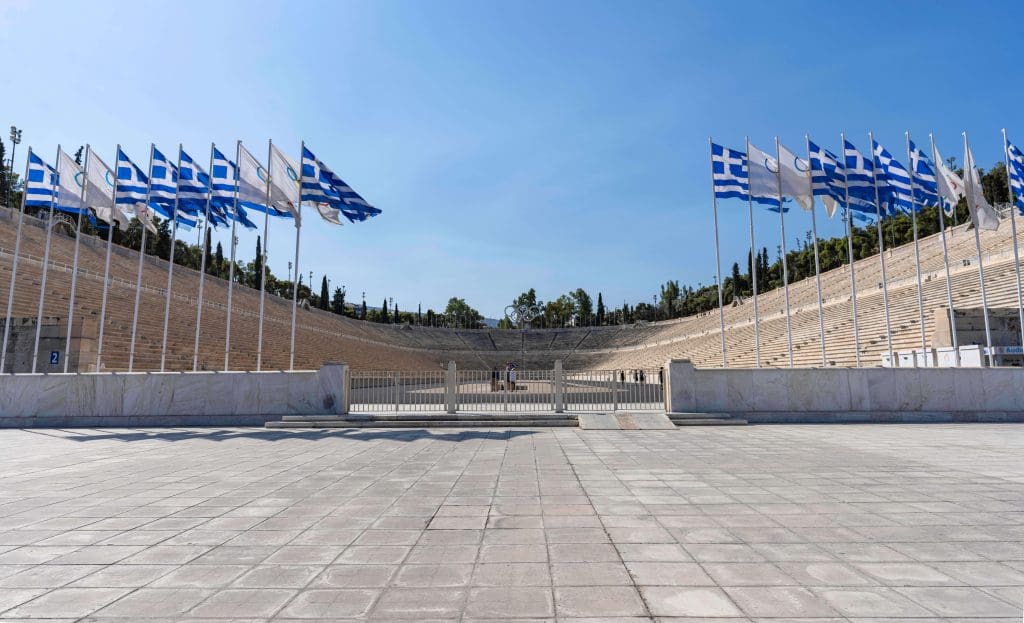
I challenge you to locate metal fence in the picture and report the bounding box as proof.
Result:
[347,364,664,414]
[349,370,447,413]
[456,368,555,412]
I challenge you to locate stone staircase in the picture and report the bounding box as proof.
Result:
[668,412,747,426]
[266,413,580,428]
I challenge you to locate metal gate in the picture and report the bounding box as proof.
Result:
[347,364,663,414]
[349,370,447,413]
[456,368,555,412]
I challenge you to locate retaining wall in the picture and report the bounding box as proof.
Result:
[0,363,347,427]
[666,359,1024,423]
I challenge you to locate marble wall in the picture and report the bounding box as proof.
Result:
[666,359,1024,423]
[0,363,348,427]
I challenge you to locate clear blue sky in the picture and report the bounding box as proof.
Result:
[3,0,1022,318]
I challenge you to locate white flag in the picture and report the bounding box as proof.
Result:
[777,143,814,212]
[133,202,158,235]
[313,203,344,226]
[237,144,269,205]
[85,151,131,229]
[56,148,85,213]
[748,143,813,211]
[932,144,964,216]
[963,143,1000,231]
[269,144,301,220]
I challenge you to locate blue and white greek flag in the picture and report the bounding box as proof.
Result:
[301,146,381,223]
[872,140,914,214]
[210,146,238,200]
[148,146,178,208]
[808,140,842,199]
[1005,138,1024,215]
[115,148,149,207]
[843,140,877,209]
[25,150,58,208]
[710,143,748,201]
[177,148,209,214]
[907,140,940,208]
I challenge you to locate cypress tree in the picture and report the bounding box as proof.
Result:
[215,241,224,277]
[253,236,263,289]
[320,276,329,310]
[596,293,605,326]
[381,298,389,323]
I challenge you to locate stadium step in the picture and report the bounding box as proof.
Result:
[668,412,747,426]
[267,414,579,428]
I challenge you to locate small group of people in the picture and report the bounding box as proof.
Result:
[491,362,518,392]
[619,369,646,383]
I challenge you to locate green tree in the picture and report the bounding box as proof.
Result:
[444,297,483,328]
[214,241,224,277]
[570,288,593,326]
[331,287,346,315]
[730,261,743,300]
[361,299,367,319]
[253,236,263,289]
[659,280,680,319]
[381,298,389,323]
[319,276,329,310]
[596,292,605,326]
[203,228,213,274]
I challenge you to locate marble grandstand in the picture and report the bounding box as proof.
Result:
[1,204,1023,373]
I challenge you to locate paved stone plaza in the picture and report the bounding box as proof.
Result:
[0,424,1021,621]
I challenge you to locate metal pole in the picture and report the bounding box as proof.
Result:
[930,134,960,367]
[708,138,727,368]
[773,137,794,367]
[159,145,182,372]
[95,146,120,372]
[224,140,241,371]
[842,132,861,366]
[128,144,155,372]
[744,136,761,367]
[62,145,90,373]
[256,139,272,371]
[905,132,928,363]
[31,145,62,373]
[0,148,32,373]
[805,135,827,366]
[193,143,215,371]
[289,141,304,371]
[5,128,19,211]
[963,132,995,366]
[868,132,895,365]
[1002,129,1024,354]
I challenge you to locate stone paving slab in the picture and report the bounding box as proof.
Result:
[0,424,1020,620]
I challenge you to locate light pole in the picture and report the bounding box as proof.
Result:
[287,261,292,283]
[7,126,22,209]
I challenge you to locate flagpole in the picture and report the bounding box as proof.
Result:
[709,138,727,368]
[128,144,155,372]
[289,141,304,371]
[905,132,928,362]
[774,137,794,367]
[744,136,761,367]
[159,145,183,372]
[63,145,90,373]
[224,141,241,371]
[95,146,120,371]
[963,131,995,367]
[256,139,272,372]
[868,132,895,365]
[193,143,215,371]
[31,146,63,373]
[930,134,960,367]
[841,132,861,366]
[1,148,33,373]
[1001,128,1024,354]
[805,135,827,366]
